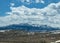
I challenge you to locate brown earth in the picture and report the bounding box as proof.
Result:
[0,30,60,43]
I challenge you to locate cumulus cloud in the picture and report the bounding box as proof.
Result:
[35,0,44,3]
[10,3,15,6]
[0,2,60,28]
[20,0,45,4]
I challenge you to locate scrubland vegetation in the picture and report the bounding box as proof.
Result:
[0,30,60,43]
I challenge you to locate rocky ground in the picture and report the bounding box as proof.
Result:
[0,30,60,43]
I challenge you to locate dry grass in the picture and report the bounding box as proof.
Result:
[0,30,60,43]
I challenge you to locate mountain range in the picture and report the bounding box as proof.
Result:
[0,24,60,32]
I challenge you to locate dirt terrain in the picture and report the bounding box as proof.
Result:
[0,30,60,43]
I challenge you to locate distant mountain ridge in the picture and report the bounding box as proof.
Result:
[0,24,60,32]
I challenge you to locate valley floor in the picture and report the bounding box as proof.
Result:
[0,30,60,43]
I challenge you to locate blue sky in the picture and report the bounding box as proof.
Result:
[0,0,60,27]
[0,0,60,16]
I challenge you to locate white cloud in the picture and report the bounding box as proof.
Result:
[35,0,44,3]
[0,2,60,28]
[10,3,15,6]
[20,0,45,4]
